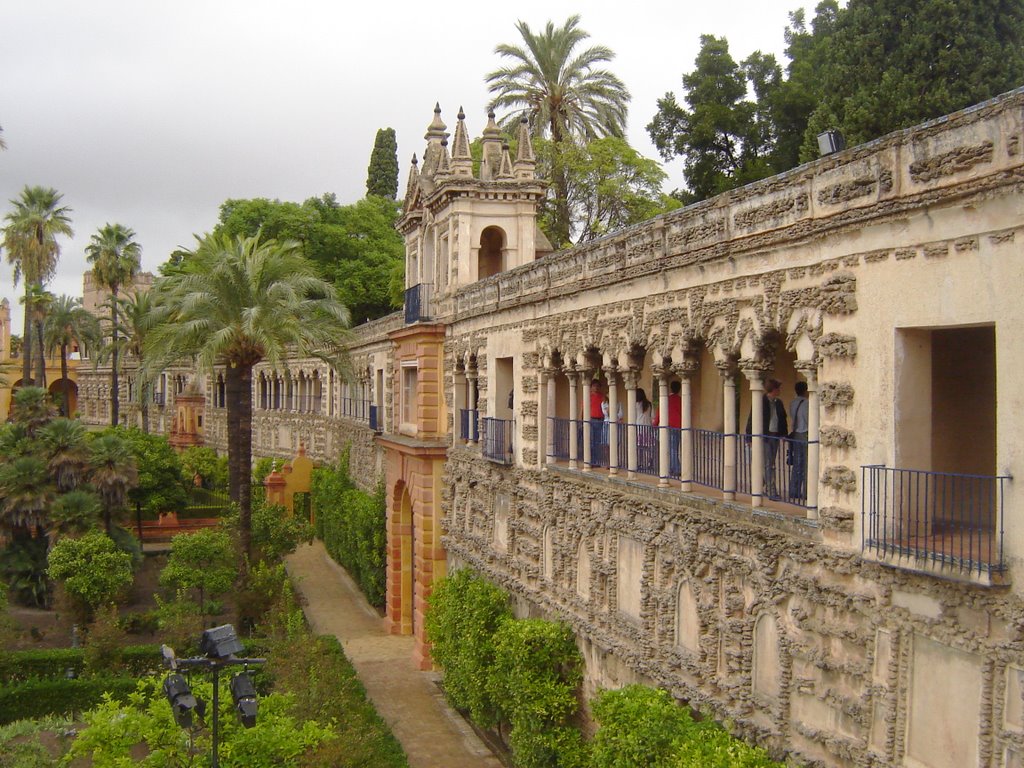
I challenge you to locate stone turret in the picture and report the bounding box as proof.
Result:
[450,107,474,178]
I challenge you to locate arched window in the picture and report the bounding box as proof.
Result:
[478,226,506,280]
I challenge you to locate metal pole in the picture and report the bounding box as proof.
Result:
[211,665,220,768]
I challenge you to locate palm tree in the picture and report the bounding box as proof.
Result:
[486,15,631,246]
[49,490,102,540]
[0,455,55,535]
[87,432,139,534]
[38,417,90,492]
[86,223,141,427]
[9,386,55,439]
[44,295,101,417]
[1,186,73,386]
[146,232,351,561]
[115,290,165,433]
[24,286,53,387]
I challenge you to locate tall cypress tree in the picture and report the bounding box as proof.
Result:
[365,128,399,200]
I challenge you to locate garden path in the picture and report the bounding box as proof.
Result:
[285,541,503,768]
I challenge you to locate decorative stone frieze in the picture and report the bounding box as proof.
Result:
[818,273,858,315]
[817,333,857,359]
[821,465,857,494]
[909,141,994,183]
[816,170,893,206]
[819,426,857,449]
[820,382,855,408]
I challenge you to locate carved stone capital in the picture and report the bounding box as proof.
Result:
[621,368,640,390]
[673,360,699,379]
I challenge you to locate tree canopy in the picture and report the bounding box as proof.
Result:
[649,0,1024,201]
[213,194,403,324]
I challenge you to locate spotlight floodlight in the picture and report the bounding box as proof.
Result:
[199,624,244,659]
[163,674,198,728]
[230,672,259,728]
[816,129,846,156]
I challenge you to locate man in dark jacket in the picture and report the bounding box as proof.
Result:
[745,378,788,499]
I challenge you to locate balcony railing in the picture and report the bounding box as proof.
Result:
[481,417,514,465]
[862,465,1008,576]
[404,283,433,324]
[459,409,479,442]
[369,405,380,432]
[340,398,372,422]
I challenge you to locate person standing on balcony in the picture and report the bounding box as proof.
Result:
[653,380,683,475]
[636,388,655,473]
[746,378,788,499]
[788,381,809,502]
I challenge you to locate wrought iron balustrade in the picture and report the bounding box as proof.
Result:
[404,283,433,324]
[481,417,514,465]
[862,465,1008,576]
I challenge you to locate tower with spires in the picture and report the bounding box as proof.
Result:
[397,105,551,312]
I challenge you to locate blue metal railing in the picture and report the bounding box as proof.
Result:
[550,417,570,460]
[862,465,1008,576]
[691,429,724,489]
[404,283,432,324]
[481,417,514,465]
[369,405,380,432]
[460,409,479,442]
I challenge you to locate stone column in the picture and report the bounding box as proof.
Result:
[581,372,593,472]
[606,365,620,475]
[624,369,638,479]
[568,369,580,470]
[745,370,765,508]
[720,363,737,501]
[677,363,695,492]
[538,368,549,469]
[454,369,466,448]
[546,370,557,464]
[655,366,671,487]
[466,371,478,445]
[802,365,820,520]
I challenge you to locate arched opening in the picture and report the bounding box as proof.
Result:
[48,379,77,417]
[478,226,506,280]
[399,486,414,635]
[676,579,701,653]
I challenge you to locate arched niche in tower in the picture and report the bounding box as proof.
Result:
[478,226,506,280]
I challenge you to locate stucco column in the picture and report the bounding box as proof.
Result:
[802,365,820,520]
[624,369,638,479]
[677,363,695,492]
[568,370,579,470]
[605,365,619,475]
[720,364,737,501]
[655,367,670,487]
[745,371,765,508]
[581,372,593,472]
[538,368,549,469]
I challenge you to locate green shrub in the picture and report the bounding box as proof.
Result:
[425,569,512,727]
[312,463,385,607]
[591,685,693,768]
[489,618,587,768]
[0,715,74,765]
[252,501,314,561]
[160,528,238,623]
[83,604,129,675]
[180,445,228,490]
[673,720,782,767]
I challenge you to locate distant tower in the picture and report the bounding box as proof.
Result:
[397,105,551,310]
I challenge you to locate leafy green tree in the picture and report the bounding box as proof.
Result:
[543,137,680,242]
[46,531,133,616]
[8,385,55,438]
[648,35,782,201]
[1,186,73,386]
[486,15,631,246]
[214,195,403,323]
[116,427,188,517]
[366,127,399,199]
[805,0,1024,158]
[44,294,101,416]
[146,233,351,561]
[180,445,228,490]
[87,432,139,534]
[38,417,90,492]
[86,223,142,427]
[250,501,313,561]
[160,529,238,621]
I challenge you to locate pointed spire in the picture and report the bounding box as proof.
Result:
[497,141,514,179]
[451,106,473,177]
[480,108,503,181]
[514,116,536,180]
[436,137,452,179]
[424,102,448,142]
[403,153,420,210]
[421,103,450,187]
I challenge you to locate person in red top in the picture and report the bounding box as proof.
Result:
[653,381,683,476]
[589,379,605,419]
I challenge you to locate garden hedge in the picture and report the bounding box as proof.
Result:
[0,675,138,724]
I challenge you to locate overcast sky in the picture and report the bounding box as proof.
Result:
[0,0,814,333]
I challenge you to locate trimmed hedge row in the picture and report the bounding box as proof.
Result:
[0,640,269,684]
[0,676,138,725]
[311,458,386,607]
